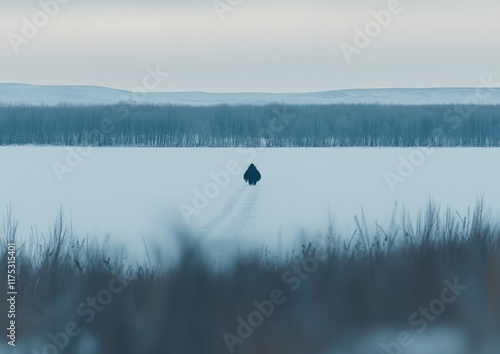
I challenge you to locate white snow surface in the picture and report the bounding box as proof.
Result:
[1,147,499,260]
[1,83,500,106]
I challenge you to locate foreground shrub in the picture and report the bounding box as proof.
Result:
[0,200,499,353]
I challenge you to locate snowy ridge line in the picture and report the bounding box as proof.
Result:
[2,84,500,106]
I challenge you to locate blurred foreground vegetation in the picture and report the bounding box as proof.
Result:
[1,201,500,353]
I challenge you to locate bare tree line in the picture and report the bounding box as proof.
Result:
[0,103,499,147]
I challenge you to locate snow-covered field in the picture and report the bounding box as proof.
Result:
[1,147,499,258]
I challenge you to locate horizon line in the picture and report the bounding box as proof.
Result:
[2,83,499,95]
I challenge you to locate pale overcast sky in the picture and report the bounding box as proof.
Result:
[0,0,499,92]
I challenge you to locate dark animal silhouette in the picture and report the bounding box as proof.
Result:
[243,164,261,186]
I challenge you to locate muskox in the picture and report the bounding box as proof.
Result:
[243,164,261,186]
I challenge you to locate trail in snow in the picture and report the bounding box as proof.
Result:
[204,185,261,237]
[203,185,247,234]
[203,185,262,260]
[228,186,261,235]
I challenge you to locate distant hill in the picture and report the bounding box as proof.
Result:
[1,83,499,106]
